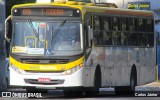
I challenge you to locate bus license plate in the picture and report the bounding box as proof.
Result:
[38,78,51,82]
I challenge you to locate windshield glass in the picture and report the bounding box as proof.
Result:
[12,21,82,56]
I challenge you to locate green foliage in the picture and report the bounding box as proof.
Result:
[6,0,36,17]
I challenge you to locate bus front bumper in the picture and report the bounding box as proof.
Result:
[9,67,85,89]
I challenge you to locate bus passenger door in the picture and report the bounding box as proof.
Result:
[85,14,93,55]
[84,14,94,86]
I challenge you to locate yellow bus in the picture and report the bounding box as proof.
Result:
[5,0,156,96]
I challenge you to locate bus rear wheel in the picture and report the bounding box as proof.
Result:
[129,70,136,94]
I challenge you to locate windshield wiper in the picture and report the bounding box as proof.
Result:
[28,19,40,41]
[51,19,66,38]
[51,19,66,46]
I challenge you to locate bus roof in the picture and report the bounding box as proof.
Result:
[12,2,154,18]
[84,6,153,17]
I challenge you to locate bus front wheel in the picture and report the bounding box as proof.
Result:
[85,66,101,96]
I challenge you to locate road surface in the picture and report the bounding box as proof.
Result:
[0,85,160,99]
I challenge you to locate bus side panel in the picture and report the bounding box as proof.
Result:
[121,67,131,86]
[115,47,129,86]
[137,48,156,86]
[103,47,116,86]
[102,47,131,87]
[97,47,131,87]
[88,46,156,87]
[137,48,146,85]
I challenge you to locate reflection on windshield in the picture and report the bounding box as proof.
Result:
[12,21,82,56]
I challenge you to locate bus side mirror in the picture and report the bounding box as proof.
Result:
[5,16,12,43]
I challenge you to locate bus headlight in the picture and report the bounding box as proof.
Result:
[63,63,84,75]
[11,64,25,74]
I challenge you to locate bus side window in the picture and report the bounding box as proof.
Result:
[139,33,147,46]
[147,33,154,46]
[103,16,112,45]
[93,15,103,45]
[121,17,129,46]
[138,18,145,31]
[121,32,129,46]
[103,31,112,45]
[112,17,120,31]
[112,32,121,45]
[111,17,121,45]
[121,17,128,31]
[130,32,139,46]
[94,31,103,45]
[129,18,138,46]
[146,19,154,32]
[138,18,147,46]
[128,18,135,31]
[146,19,154,47]
[103,17,110,31]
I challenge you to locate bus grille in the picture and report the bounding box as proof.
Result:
[24,79,64,85]
[20,58,69,64]
[25,70,65,73]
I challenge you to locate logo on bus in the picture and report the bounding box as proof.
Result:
[40,66,57,70]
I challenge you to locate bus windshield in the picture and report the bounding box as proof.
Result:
[12,21,82,56]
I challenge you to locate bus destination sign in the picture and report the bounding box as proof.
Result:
[12,8,81,17]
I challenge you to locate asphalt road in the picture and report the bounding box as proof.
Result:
[0,86,160,100]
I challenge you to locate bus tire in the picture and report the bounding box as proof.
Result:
[129,67,137,94]
[94,67,101,94]
[85,66,101,96]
